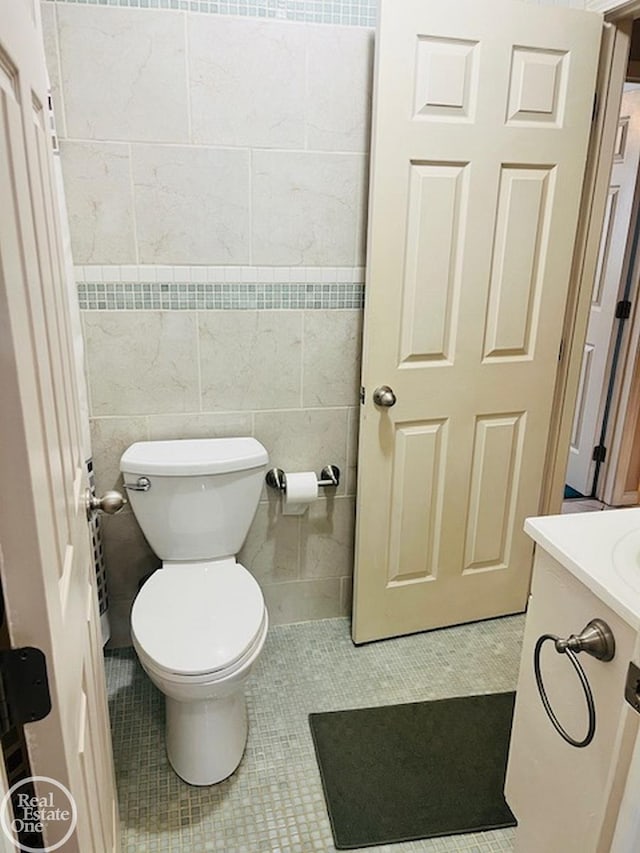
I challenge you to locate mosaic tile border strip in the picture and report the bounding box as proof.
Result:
[78,281,365,309]
[44,0,377,28]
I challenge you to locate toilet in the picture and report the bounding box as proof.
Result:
[120,437,269,786]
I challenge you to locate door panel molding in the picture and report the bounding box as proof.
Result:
[483,165,555,362]
[353,0,602,643]
[400,161,468,365]
[463,412,526,573]
[0,2,119,848]
[387,419,448,585]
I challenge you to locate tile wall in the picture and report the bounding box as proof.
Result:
[42,1,372,643]
[42,0,585,644]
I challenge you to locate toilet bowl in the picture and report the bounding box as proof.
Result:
[120,437,269,786]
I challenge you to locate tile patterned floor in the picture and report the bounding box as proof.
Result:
[105,615,525,853]
[561,499,607,514]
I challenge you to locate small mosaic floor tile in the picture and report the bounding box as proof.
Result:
[105,615,524,852]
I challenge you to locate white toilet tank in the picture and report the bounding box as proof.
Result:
[120,438,268,562]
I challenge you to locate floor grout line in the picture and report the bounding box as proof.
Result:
[105,614,524,852]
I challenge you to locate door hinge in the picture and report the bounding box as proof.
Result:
[558,339,564,362]
[592,91,599,123]
[616,300,632,320]
[0,648,51,738]
[359,386,365,404]
[592,444,607,463]
[625,661,640,714]
[46,91,60,155]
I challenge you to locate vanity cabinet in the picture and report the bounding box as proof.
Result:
[505,511,640,853]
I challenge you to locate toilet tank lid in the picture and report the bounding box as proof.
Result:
[120,438,268,476]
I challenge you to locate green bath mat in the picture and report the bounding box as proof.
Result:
[309,692,517,849]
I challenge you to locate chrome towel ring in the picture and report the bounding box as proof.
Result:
[533,619,615,749]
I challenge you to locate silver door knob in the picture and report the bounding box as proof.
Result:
[373,385,397,407]
[85,489,127,517]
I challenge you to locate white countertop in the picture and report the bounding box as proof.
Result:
[525,507,640,630]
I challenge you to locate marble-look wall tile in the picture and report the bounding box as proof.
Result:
[147,412,253,441]
[90,416,149,494]
[56,6,189,143]
[340,576,353,617]
[105,597,134,649]
[132,145,250,264]
[188,16,305,148]
[60,141,136,264]
[262,578,343,626]
[83,311,199,415]
[300,497,355,579]
[101,509,160,602]
[55,3,372,629]
[355,156,370,267]
[345,405,360,496]
[529,0,585,5]
[302,310,362,407]
[199,311,303,411]
[252,151,366,266]
[41,4,66,138]
[306,26,374,153]
[239,502,300,585]
[253,408,349,496]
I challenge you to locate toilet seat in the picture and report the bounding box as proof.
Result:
[131,559,266,679]
[134,612,268,686]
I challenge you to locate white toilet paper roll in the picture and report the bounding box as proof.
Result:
[283,472,318,516]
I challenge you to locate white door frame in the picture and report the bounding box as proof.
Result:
[588,2,640,508]
[0,1,120,847]
[565,87,640,497]
[0,757,15,853]
[544,8,640,513]
[596,78,640,507]
[598,161,640,507]
[588,0,640,18]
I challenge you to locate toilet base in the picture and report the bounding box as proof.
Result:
[165,690,248,786]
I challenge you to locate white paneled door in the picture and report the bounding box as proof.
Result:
[566,90,640,497]
[0,1,119,850]
[353,0,603,643]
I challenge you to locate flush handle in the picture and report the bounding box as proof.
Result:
[373,386,396,408]
[123,477,151,492]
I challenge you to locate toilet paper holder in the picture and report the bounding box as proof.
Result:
[265,465,340,491]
